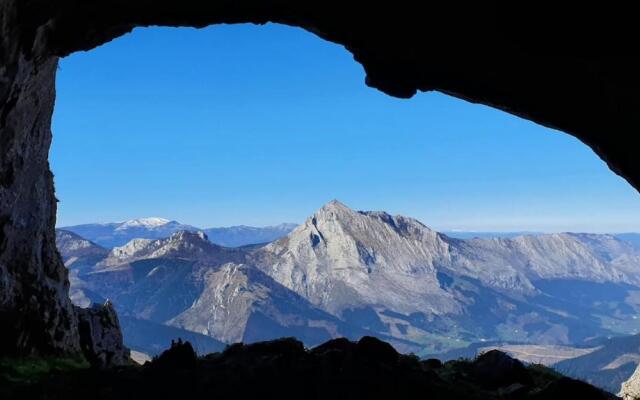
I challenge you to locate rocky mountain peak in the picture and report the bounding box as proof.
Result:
[169,229,209,243]
[309,200,437,242]
[109,239,155,260]
[319,199,351,213]
[253,201,454,315]
[103,230,220,266]
[290,201,444,261]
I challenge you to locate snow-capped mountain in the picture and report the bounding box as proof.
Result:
[60,218,200,248]
[116,217,172,229]
[60,219,298,248]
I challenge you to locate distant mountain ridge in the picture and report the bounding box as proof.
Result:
[204,223,298,247]
[60,218,200,248]
[445,230,640,248]
[59,219,298,248]
[60,219,640,250]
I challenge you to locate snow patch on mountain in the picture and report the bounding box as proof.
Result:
[116,217,172,229]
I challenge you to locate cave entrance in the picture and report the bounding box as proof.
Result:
[48,23,640,391]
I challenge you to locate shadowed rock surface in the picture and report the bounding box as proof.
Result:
[76,301,130,368]
[1,1,80,356]
[0,337,613,400]
[471,350,533,390]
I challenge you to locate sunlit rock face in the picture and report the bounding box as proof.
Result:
[251,200,458,316]
[2,0,640,357]
[251,201,640,318]
[167,262,353,345]
[620,363,640,400]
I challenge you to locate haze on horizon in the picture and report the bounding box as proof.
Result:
[51,23,640,233]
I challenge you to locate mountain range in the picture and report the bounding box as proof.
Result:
[57,200,640,390]
[59,218,297,248]
[444,230,640,249]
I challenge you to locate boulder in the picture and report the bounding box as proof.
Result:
[77,301,130,367]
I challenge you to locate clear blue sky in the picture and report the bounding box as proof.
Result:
[51,23,640,232]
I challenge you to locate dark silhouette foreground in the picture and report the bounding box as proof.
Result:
[1,336,613,400]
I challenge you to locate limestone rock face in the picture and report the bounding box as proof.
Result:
[250,201,640,319]
[77,301,130,367]
[103,231,227,266]
[620,363,640,400]
[167,262,359,346]
[251,200,457,315]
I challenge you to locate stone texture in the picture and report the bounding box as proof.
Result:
[77,301,130,367]
[620,363,640,400]
[0,0,80,356]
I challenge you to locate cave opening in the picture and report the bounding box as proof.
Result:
[3,2,640,397]
[46,23,640,392]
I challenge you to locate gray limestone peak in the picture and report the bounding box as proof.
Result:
[251,200,457,315]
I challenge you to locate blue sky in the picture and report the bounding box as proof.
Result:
[52,23,640,232]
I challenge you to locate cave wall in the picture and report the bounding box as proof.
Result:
[0,0,80,355]
[1,0,639,355]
